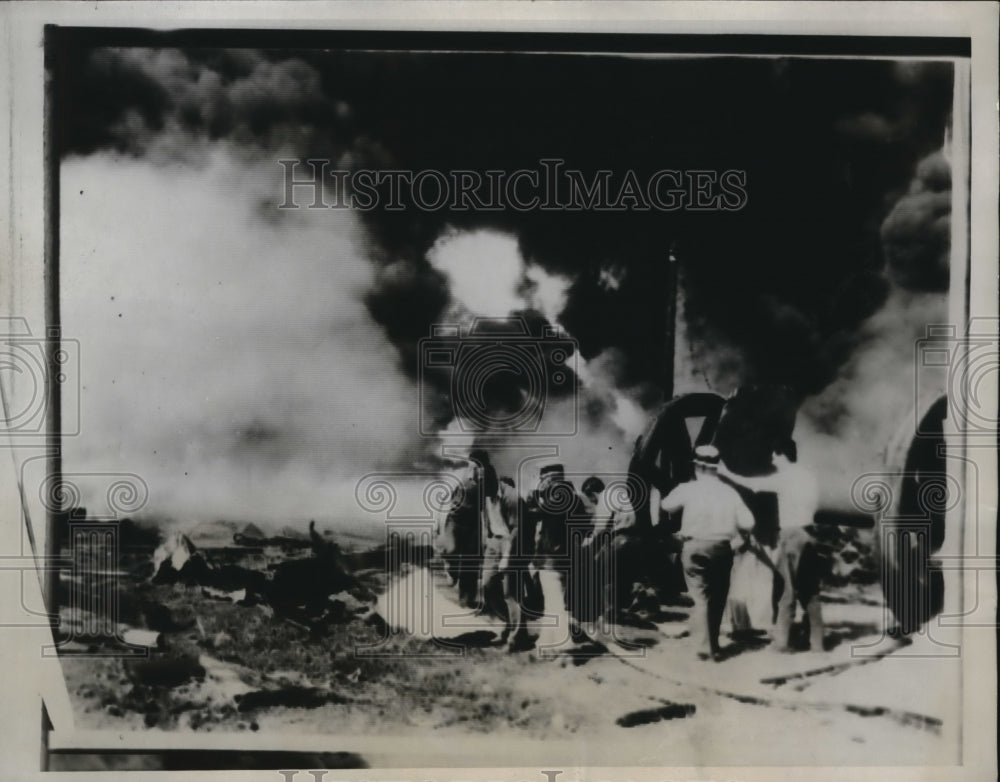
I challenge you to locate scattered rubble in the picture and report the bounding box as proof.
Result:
[201,586,247,603]
[151,532,211,585]
[233,522,266,545]
[141,600,196,633]
[60,511,933,763]
[121,628,163,649]
[210,631,233,650]
[124,652,206,689]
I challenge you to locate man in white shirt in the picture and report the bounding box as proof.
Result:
[719,451,825,651]
[661,444,756,660]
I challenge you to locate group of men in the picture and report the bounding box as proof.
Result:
[438,443,825,661]
[439,452,594,651]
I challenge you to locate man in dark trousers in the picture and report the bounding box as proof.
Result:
[526,463,584,649]
[720,452,827,651]
[661,444,755,661]
[480,476,531,650]
[443,449,497,609]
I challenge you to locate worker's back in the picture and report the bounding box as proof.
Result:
[662,474,754,541]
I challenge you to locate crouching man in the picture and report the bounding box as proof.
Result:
[660,445,755,661]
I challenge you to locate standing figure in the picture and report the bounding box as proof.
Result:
[481,476,530,650]
[720,451,826,651]
[567,476,605,630]
[579,476,641,636]
[443,449,495,609]
[526,463,582,649]
[770,453,825,651]
[660,444,755,661]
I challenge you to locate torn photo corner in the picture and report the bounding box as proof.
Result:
[0,3,996,780]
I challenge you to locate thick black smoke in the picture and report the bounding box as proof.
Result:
[59,46,954,437]
[881,150,952,291]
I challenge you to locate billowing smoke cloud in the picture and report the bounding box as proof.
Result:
[421,229,647,481]
[796,142,953,508]
[59,44,955,517]
[61,48,345,162]
[61,149,427,529]
[881,150,952,291]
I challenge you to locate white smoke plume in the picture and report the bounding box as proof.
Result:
[61,147,425,533]
[425,228,649,484]
[796,289,948,510]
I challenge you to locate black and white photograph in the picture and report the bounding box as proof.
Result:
[0,3,996,777]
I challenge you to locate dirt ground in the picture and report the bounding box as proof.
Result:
[56,534,959,768]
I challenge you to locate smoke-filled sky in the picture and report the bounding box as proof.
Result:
[58,41,956,526]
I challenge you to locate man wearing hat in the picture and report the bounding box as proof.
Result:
[660,444,756,660]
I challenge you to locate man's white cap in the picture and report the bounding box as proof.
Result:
[693,444,721,467]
